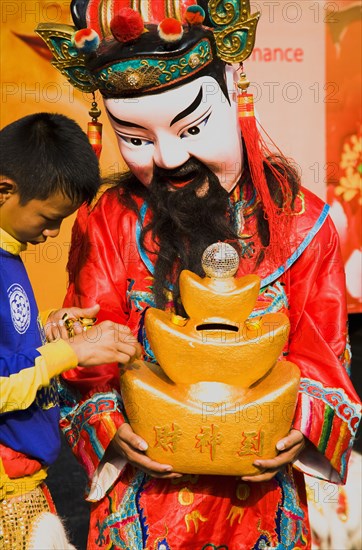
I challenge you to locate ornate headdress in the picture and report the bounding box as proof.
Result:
[36,0,293,252]
[36,0,259,97]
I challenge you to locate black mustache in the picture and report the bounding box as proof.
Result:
[153,158,204,181]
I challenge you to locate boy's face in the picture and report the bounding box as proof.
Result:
[0,180,77,244]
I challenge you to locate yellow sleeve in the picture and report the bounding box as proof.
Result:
[0,339,78,413]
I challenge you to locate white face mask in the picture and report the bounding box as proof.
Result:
[104,68,243,193]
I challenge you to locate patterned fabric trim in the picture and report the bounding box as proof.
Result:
[93,39,213,95]
[261,204,330,288]
[136,203,154,276]
[249,281,289,317]
[95,470,146,548]
[136,203,173,292]
[295,378,361,481]
[136,200,330,290]
[60,390,125,479]
[340,337,352,375]
[298,379,360,436]
[271,468,308,550]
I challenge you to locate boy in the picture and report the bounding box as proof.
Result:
[0,113,140,549]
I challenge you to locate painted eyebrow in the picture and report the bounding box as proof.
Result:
[106,108,147,129]
[170,86,203,127]
[105,86,203,129]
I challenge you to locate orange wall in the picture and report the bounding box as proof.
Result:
[1,1,121,310]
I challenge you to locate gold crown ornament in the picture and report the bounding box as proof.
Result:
[121,243,300,476]
[35,0,260,96]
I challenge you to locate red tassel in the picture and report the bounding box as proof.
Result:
[88,95,102,159]
[87,121,102,159]
[237,84,293,263]
[238,93,278,219]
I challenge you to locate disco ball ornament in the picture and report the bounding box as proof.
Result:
[201,242,239,278]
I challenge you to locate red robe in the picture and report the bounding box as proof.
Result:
[60,185,361,550]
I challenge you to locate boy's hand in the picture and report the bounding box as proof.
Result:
[44,304,100,341]
[69,321,142,367]
[241,429,306,482]
[111,423,182,479]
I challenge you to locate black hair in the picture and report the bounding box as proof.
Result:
[0,112,100,205]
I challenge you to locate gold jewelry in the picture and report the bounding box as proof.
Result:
[62,313,97,337]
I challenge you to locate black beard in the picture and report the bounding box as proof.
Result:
[141,158,240,313]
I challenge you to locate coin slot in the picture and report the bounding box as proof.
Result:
[196,323,238,332]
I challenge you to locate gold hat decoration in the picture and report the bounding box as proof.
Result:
[35,0,260,96]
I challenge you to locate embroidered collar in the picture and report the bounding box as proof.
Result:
[135,189,330,290]
[0,228,27,255]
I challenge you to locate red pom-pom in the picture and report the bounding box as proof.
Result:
[158,18,184,42]
[72,28,100,53]
[110,8,144,43]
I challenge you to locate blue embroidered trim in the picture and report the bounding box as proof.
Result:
[137,201,330,297]
[269,470,306,549]
[92,39,213,95]
[136,203,173,292]
[261,204,330,288]
[136,203,155,275]
[340,446,351,482]
[96,472,145,548]
[136,473,150,546]
[156,540,171,550]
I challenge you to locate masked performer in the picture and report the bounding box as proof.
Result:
[37,1,361,548]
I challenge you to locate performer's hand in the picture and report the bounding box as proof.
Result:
[44,304,101,341]
[111,423,182,479]
[241,429,306,482]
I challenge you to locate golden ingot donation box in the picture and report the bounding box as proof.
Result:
[121,243,300,476]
